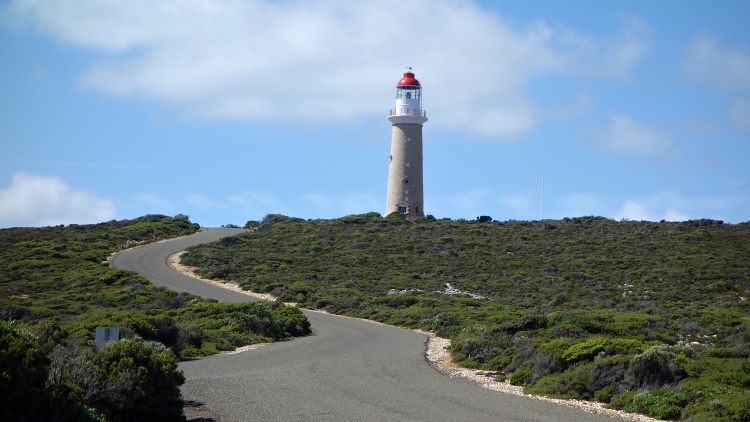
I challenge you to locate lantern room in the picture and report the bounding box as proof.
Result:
[391,68,426,118]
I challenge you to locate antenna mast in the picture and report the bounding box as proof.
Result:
[541,165,545,220]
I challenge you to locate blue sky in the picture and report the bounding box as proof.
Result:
[1,0,748,228]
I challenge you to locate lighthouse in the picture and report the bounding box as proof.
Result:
[385,68,428,221]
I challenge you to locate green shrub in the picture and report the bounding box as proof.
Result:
[426,311,461,338]
[94,339,185,422]
[594,385,616,403]
[624,344,691,390]
[539,337,570,356]
[679,388,750,421]
[562,338,608,363]
[273,305,311,336]
[725,394,750,421]
[623,389,693,420]
[709,398,730,417]
[244,220,260,229]
[530,353,566,383]
[1,321,111,421]
[587,355,628,396]
[510,369,532,386]
[524,365,592,399]
[604,338,653,356]
[0,320,52,421]
[548,314,604,335]
[499,315,548,335]
[609,390,638,410]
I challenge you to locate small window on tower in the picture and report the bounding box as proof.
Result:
[403,179,409,184]
[398,205,407,214]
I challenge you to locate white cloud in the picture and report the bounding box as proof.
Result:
[614,200,651,221]
[0,172,116,227]
[1,0,649,139]
[548,15,649,77]
[540,91,593,122]
[593,113,677,159]
[683,35,750,131]
[498,189,742,222]
[614,200,689,222]
[613,191,694,222]
[663,208,690,222]
[683,34,750,93]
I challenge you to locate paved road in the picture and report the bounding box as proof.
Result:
[112,228,621,422]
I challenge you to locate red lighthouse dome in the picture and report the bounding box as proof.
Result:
[397,69,421,87]
[389,67,426,120]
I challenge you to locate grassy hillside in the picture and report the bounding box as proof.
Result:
[0,214,310,356]
[182,213,750,421]
[0,215,310,420]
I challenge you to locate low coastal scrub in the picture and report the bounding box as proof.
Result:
[183,213,750,421]
[2,319,184,421]
[0,215,311,420]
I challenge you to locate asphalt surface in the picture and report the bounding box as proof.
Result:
[112,228,622,422]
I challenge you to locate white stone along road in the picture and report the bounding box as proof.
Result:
[112,228,628,422]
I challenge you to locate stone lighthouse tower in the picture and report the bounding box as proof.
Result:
[385,68,427,221]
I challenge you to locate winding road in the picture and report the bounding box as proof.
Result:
[112,228,623,422]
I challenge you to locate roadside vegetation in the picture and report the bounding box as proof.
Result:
[0,215,310,421]
[181,213,750,421]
